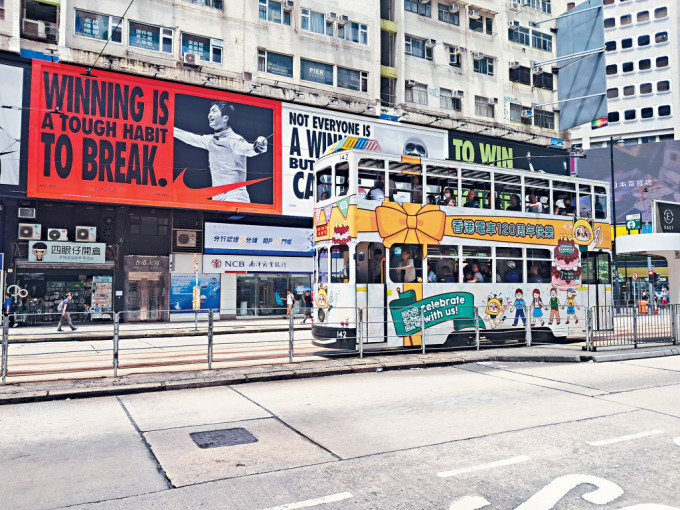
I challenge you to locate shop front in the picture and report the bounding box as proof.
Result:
[124,256,170,321]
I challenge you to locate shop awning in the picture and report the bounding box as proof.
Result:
[16,261,115,271]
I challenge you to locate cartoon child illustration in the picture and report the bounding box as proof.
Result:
[547,287,561,325]
[315,284,333,323]
[484,295,507,329]
[531,288,545,327]
[565,288,578,324]
[510,289,526,327]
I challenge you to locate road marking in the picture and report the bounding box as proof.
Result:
[587,429,664,447]
[261,492,353,510]
[674,437,680,447]
[617,505,680,510]
[449,495,490,510]
[516,474,623,509]
[437,455,531,478]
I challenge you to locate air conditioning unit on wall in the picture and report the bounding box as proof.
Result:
[76,226,97,242]
[48,228,68,241]
[176,230,197,248]
[18,223,41,240]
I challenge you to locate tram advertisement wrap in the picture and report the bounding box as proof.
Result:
[27,61,282,214]
[283,104,447,217]
[390,290,479,336]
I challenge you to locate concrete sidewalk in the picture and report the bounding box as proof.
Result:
[1,342,677,405]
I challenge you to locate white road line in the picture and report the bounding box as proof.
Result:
[437,455,531,478]
[587,429,664,447]
[261,492,353,510]
[449,495,491,510]
[674,437,680,447]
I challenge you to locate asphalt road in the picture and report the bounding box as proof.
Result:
[1,358,679,509]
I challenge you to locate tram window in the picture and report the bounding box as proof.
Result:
[594,187,607,219]
[553,181,577,216]
[335,162,349,197]
[425,171,458,206]
[582,252,611,284]
[317,167,332,201]
[427,245,459,283]
[389,244,422,283]
[388,169,421,204]
[356,242,386,284]
[330,246,349,283]
[496,247,523,283]
[525,178,550,214]
[358,169,385,200]
[461,170,491,209]
[578,184,592,218]
[527,248,551,283]
[495,174,522,212]
[462,246,491,283]
[317,248,329,283]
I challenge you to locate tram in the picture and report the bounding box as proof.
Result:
[311,137,613,350]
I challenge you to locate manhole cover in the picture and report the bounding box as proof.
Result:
[190,427,258,449]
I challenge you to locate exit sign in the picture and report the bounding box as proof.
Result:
[625,213,641,231]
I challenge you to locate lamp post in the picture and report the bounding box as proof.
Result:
[609,137,625,306]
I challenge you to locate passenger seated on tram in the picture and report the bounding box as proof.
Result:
[396,249,416,283]
[463,262,484,283]
[506,194,522,212]
[439,265,455,283]
[479,262,492,281]
[526,194,543,213]
[427,263,437,283]
[441,187,456,206]
[321,191,330,200]
[463,190,480,208]
[366,180,385,200]
[528,265,545,283]
[503,260,520,283]
[554,196,577,216]
[412,175,423,203]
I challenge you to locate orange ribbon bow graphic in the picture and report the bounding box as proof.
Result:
[375,202,446,247]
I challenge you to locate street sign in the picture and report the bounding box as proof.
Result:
[625,213,641,231]
[632,272,638,281]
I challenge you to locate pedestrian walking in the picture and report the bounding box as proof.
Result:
[302,290,313,323]
[284,290,297,319]
[3,293,14,328]
[57,293,77,332]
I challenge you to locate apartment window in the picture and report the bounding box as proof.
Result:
[75,10,122,43]
[659,134,674,141]
[603,0,614,5]
[448,47,462,67]
[529,0,551,14]
[636,11,649,22]
[658,105,671,117]
[438,3,459,25]
[606,64,617,75]
[641,107,654,119]
[621,61,634,73]
[509,65,531,86]
[182,34,222,63]
[604,18,615,28]
[338,67,368,92]
[474,95,494,118]
[510,103,531,125]
[473,56,494,76]
[639,83,652,94]
[655,32,668,43]
[338,21,368,45]
[406,83,428,105]
[605,41,616,51]
[300,59,333,85]
[654,7,667,19]
[608,111,620,123]
[405,0,431,17]
[606,88,619,99]
[531,31,552,52]
[257,49,293,77]
[624,109,636,120]
[534,72,553,91]
[259,0,291,25]
[623,85,635,96]
[621,38,632,49]
[509,26,530,46]
[657,80,670,92]
[656,56,669,68]
[638,59,651,70]
[620,14,631,25]
[440,88,462,111]
[640,136,656,143]
[637,35,650,46]
[301,9,333,35]
[129,22,173,53]
[534,109,554,129]
[405,36,432,60]
[0,0,4,20]
[470,16,493,36]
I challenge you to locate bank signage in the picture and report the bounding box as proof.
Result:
[203,254,312,274]
[28,241,106,263]
[204,223,313,255]
[655,201,680,233]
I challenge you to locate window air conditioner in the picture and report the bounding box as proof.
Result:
[283,0,294,12]
[75,226,97,242]
[472,51,485,60]
[337,15,349,26]
[457,46,466,54]
[509,1,521,12]
[326,12,337,22]
[183,53,198,66]
[18,223,41,240]
[421,0,432,4]
[406,80,417,88]
[508,21,519,30]
[22,19,46,39]
[453,90,464,98]
[488,98,498,105]
[426,39,436,49]
[534,66,543,73]
[521,109,533,118]
[469,9,481,19]
[509,61,520,69]
[47,228,68,241]
[450,3,460,12]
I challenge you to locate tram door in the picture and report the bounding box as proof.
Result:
[583,252,613,330]
[356,243,387,343]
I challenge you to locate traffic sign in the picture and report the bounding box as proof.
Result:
[625,213,642,231]
[632,272,638,281]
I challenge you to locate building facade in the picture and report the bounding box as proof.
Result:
[0,0,574,322]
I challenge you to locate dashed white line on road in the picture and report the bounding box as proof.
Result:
[261,492,353,510]
[449,495,491,510]
[587,429,664,447]
[437,455,531,478]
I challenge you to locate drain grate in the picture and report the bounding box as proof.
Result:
[190,427,258,449]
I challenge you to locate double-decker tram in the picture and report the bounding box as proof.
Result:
[312,137,613,350]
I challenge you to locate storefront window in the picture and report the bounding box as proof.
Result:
[236,273,312,316]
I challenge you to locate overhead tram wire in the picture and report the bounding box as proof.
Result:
[85,0,137,76]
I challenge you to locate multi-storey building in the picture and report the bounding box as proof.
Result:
[0,0,575,322]
[571,0,679,148]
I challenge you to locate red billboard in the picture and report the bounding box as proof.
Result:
[28,61,282,214]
